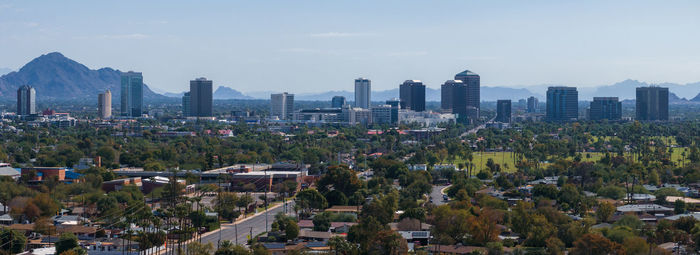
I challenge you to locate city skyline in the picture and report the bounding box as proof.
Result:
[2,1,700,94]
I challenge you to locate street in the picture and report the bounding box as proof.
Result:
[430,185,449,205]
[199,200,296,247]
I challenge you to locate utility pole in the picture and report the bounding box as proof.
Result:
[264,167,269,233]
[235,223,238,244]
[217,173,222,249]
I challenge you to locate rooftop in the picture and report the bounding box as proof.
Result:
[617,204,673,212]
[455,70,479,77]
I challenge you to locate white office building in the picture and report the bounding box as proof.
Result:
[270,92,294,120]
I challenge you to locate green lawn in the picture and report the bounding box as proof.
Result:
[449,147,690,174]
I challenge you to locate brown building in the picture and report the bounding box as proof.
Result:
[102,177,142,192]
[21,167,66,182]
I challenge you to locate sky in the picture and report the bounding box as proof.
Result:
[1,0,700,94]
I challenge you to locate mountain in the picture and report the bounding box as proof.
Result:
[0,68,12,76]
[252,86,540,102]
[691,92,700,102]
[669,93,688,103]
[591,79,700,100]
[214,86,252,99]
[0,52,167,101]
[163,92,186,98]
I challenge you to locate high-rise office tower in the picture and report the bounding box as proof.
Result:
[354,78,371,109]
[189,78,213,117]
[400,80,426,112]
[496,100,512,123]
[98,90,112,119]
[589,97,622,120]
[636,87,669,121]
[386,98,400,124]
[17,85,36,116]
[527,96,539,113]
[546,87,578,121]
[120,71,143,117]
[182,92,191,117]
[441,80,463,111]
[454,70,480,119]
[271,92,294,120]
[332,96,346,108]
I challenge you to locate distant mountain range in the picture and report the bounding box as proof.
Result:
[2,52,700,103]
[0,68,12,76]
[586,79,700,101]
[0,52,166,101]
[264,86,541,102]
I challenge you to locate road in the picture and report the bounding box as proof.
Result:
[460,117,495,137]
[199,200,295,247]
[430,185,449,205]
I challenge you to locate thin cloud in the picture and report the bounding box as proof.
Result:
[309,32,375,38]
[385,51,428,57]
[280,48,322,53]
[100,33,149,39]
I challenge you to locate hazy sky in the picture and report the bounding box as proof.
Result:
[1,0,700,93]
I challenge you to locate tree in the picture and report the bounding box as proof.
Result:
[187,242,215,255]
[317,165,363,197]
[328,236,358,255]
[545,237,565,255]
[296,189,328,217]
[347,216,385,252]
[597,186,626,200]
[524,214,556,247]
[56,233,80,255]
[96,145,116,164]
[570,234,624,255]
[236,194,253,214]
[622,236,648,255]
[31,193,59,217]
[34,217,56,235]
[533,184,559,200]
[285,221,299,240]
[215,240,251,255]
[215,192,240,221]
[468,208,502,245]
[432,205,472,244]
[325,190,349,206]
[0,228,27,254]
[596,202,616,223]
[313,212,332,232]
[675,199,687,214]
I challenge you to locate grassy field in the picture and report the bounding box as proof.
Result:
[450,147,690,173]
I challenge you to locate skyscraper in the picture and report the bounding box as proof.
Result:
[441,80,463,111]
[98,90,112,119]
[332,96,346,108]
[182,92,191,117]
[271,92,294,120]
[546,87,578,121]
[354,78,371,109]
[636,87,669,121]
[17,85,36,116]
[454,70,480,119]
[189,78,213,117]
[589,97,621,121]
[400,80,426,112]
[496,100,512,123]
[527,96,539,113]
[120,71,143,117]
